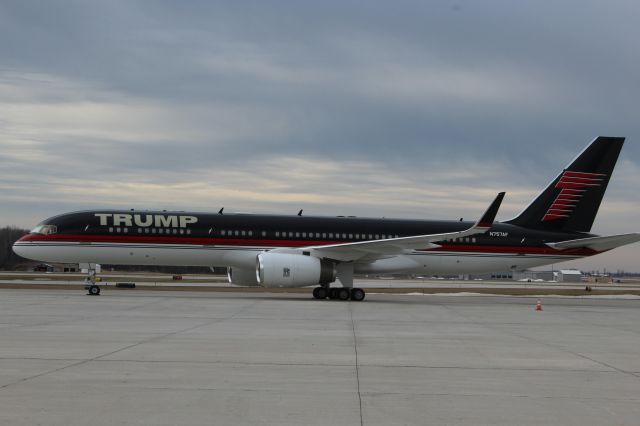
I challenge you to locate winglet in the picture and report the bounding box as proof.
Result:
[474,192,505,229]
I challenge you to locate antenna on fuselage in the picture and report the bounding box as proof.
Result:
[219,207,224,215]
[298,209,303,216]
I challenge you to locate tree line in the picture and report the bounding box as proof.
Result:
[0,227,30,270]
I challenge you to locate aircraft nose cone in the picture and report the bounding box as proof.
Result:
[13,235,32,259]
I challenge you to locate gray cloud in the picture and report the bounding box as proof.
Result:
[1,0,639,269]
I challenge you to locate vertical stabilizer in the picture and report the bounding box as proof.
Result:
[505,136,625,233]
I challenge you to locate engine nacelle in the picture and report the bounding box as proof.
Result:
[256,253,337,288]
[227,267,261,287]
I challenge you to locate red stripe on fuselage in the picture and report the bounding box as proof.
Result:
[18,233,340,248]
[18,234,600,257]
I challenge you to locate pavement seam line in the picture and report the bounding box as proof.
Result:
[439,301,640,381]
[0,299,261,390]
[349,302,364,426]
[91,299,262,361]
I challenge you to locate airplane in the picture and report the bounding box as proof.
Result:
[13,136,640,300]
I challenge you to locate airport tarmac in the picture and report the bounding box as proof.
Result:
[2,272,640,297]
[1,289,639,426]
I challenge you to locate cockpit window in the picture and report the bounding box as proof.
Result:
[30,225,58,235]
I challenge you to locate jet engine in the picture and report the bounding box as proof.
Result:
[227,267,261,287]
[256,253,337,288]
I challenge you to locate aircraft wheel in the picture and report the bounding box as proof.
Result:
[338,288,350,301]
[313,287,327,299]
[328,288,339,300]
[88,285,101,296]
[317,287,328,299]
[350,288,365,301]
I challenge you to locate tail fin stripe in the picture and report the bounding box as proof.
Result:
[543,214,570,220]
[563,171,607,178]
[556,182,601,189]
[558,176,603,184]
[559,177,603,184]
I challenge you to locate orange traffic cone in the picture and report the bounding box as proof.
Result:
[535,300,543,311]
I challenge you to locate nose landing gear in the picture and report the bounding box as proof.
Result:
[81,263,101,296]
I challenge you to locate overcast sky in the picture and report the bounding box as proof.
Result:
[1,1,639,271]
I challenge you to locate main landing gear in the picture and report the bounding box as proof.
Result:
[312,285,365,301]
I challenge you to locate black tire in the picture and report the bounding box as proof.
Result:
[338,288,350,301]
[88,285,101,295]
[350,288,365,301]
[328,288,338,299]
[316,287,328,299]
[313,287,326,299]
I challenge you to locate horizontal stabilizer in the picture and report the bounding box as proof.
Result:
[546,233,640,252]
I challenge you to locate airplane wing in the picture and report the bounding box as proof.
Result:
[271,192,505,262]
[546,233,640,252]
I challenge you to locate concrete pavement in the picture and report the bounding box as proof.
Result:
[0,290,639,425]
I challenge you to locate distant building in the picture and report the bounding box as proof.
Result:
[556,269,583,283]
